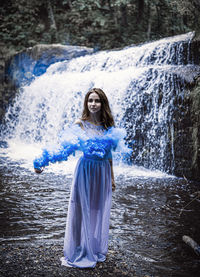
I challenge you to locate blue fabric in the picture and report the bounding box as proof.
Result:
[61,156,112,268]
[33,123,130,268]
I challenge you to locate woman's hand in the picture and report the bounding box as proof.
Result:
[109,159,115,192]
[34,167,44,174]
[112,179,116,192]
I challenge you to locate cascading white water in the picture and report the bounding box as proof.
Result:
[2,32,195,175]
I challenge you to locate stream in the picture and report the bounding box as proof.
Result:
[0,150,199,277]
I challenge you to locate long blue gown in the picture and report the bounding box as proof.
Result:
[33,120,127,268]
[61,120,113,268]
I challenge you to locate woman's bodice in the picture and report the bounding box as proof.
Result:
[80,120,105,137]
[80,120,112,160]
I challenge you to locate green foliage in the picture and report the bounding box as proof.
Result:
[0,0,199,55]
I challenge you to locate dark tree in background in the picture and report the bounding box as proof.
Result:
[0,0,199,55]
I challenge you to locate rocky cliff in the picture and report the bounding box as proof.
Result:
[0,44,94,122]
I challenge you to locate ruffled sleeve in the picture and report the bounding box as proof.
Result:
[105,127,127,149]
[79,127,131,160]
[105,127,131,160]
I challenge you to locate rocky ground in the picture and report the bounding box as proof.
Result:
[0,243,138,277]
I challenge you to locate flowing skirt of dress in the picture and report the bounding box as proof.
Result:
[61,156,112,268]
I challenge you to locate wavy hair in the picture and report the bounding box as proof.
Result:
[81,88,115,129]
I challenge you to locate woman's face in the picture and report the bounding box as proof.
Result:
[87,92,101,114]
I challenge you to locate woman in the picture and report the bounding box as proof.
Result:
[34,88,126,268]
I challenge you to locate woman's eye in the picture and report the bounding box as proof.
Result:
[88,99,100,103]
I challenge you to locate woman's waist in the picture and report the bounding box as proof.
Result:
[82,154,109,161]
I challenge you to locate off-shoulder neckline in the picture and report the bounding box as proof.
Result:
[80,119,103,127]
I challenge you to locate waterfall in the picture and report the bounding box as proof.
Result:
[2,32,196,174]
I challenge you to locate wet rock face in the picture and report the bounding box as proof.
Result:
[5,44,94,87]
[122,37,200,181]
[173,79,200,180]
[171,64,200,179]
[0,43,13,122]
[123,65,200,181]
[165,76,200,180]
[124,72,200,181]
[0,44,94,122]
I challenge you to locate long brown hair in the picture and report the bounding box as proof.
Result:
[81,88,115,129]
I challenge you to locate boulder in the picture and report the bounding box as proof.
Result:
[5,44,94,86]
[0,44,94,122]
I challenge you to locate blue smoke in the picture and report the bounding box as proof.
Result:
[33,125,131,169]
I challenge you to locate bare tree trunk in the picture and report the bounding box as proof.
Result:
[137,0,144,24]
[68,0,72,9]
[47,0,57,42]
[147,3,152,40]
[109,4,118,28]
[47,0,57,30]
[120,3,128,27]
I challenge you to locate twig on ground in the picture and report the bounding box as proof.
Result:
[179,192,200,217]
[182,235,200,256]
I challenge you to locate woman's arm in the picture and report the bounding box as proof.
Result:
[109,159,116,192]
[74,119,84,130]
